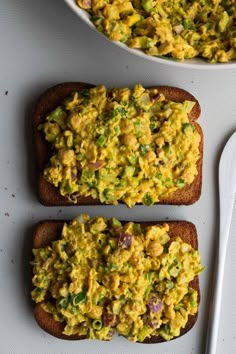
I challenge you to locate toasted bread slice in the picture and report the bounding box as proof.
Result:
[32,219,200,342]
[32,83,203,206]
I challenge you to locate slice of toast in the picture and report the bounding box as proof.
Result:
[32,83,203,206]
[32,219,200,342]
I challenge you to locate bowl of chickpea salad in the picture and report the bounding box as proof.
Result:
[64,0,236,69]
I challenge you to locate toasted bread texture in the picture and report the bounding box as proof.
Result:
[32,219,200,342]
[32,83,203,206]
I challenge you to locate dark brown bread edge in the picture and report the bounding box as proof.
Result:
[32,220,200,342]
[32,82,203,206]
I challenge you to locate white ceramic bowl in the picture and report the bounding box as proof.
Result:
[64,0,236,70]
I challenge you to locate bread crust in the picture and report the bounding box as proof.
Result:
[32,219,200,342]
[32,82,203,206]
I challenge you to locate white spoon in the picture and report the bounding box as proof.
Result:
[206,131,236,354]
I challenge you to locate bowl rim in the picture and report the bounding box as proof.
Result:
[64,0,236,70]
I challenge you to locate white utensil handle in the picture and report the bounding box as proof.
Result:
[206,216,232,354]
[205,246,227,354]
[206,131,236,354]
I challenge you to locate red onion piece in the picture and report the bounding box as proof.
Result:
[118,233,133,248]
[147,294,163,314]
[108,329,115,338]
[153,93,161,102]
[87,160,104,170]
[103,314,117,327]
[82,0,92,9]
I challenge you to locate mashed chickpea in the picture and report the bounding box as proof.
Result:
[77,0,236,63]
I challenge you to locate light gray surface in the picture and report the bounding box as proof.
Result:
[0,1,236,353]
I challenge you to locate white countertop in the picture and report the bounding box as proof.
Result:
[0,1,236,353]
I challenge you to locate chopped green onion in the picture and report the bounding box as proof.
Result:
[110,264,119,271]
[37,123,44,131]
[91,15,104,21]
[182,122,195,133]
[162,323,170,334]
[92,319,103,330]
[122,166,135,177]
[96,135,106,147]
[141,0,153,13]
[115,107,127,116]
[140,144,149,156]
[166,280,175,289]
[134,120,142,136]
[47,106,66,123]
[133,223,141,234]
[72,291,86,305]
[58,297,69,308]
[143,193,153,206]
[163,142,171,154]
[182,19,195,30]
[80,89,90,103]
[127,154,137,165]
[156,173,162,179]
[111,217,122,228]
[175,178,185,189]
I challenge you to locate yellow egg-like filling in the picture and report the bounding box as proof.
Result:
[31,215,204,341]
[77,0,236,63]
[39,84,201,207]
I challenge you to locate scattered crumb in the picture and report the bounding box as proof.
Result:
[4,187,7,190]
[11,259,14,264]
[5,91,8,95]
[11,194,15,198]
[57,209,62,214]
[165,217,169,220]
[4,212,9,217]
